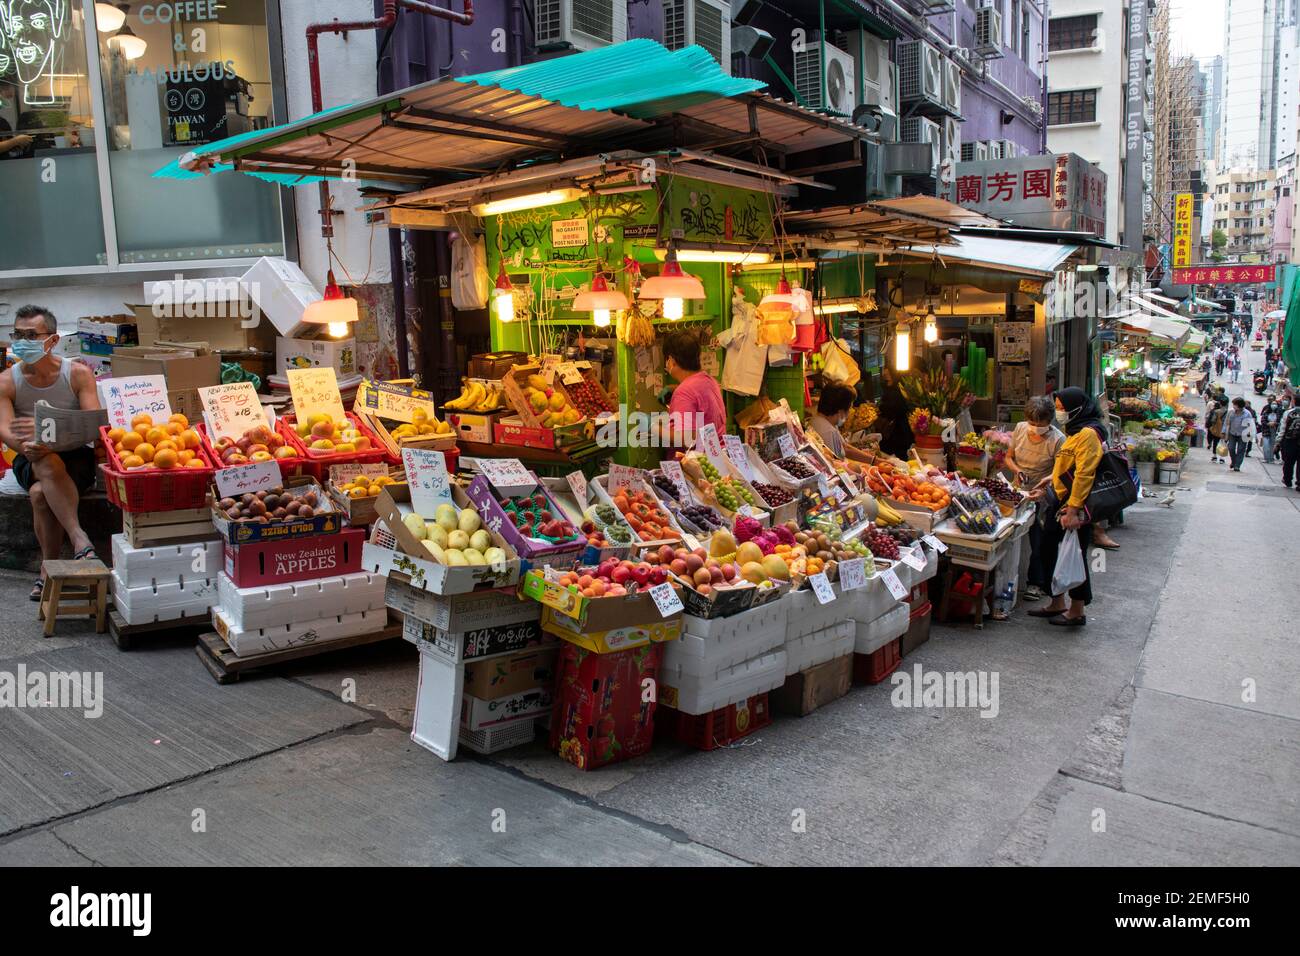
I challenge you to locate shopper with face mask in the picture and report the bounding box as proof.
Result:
[1002,395,1063,602]
[0,306,103,600]
[808,383,879,464]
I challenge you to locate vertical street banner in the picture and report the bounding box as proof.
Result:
[1124,0,1148,253]
[1172,193,1193,267]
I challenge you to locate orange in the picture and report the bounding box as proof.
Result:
[114,442,124,455]
[130,413,153,430]
[107,427,126,444]
[179,429,200,450]
[177,450,195,465]
[169,413,189,428]
[153,448,179,469]
[145,427,167,445]
[164,422,183,436]
[120,432,143,451]
[135,442,156,462]
[154,439,178,453]
[184,459,207,469]
[121,454,144,469]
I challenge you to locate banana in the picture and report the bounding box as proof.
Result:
[444,381,475,410]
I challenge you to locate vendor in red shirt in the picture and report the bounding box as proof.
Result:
[662,329,726,450]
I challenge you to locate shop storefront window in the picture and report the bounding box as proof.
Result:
[93,0,283,263]
[0,1,107,271]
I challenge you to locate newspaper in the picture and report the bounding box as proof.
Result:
[32,401,108,452]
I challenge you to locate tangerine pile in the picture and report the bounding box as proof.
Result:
[865,463,950,510]
[108,414,207,471]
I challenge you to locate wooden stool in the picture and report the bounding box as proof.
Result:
[38,559,111,637]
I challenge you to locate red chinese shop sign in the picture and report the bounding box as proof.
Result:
[940,152,1107,237]
[1172,265,1275,285]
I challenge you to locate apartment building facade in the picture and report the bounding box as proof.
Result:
[1212,168,1278,261]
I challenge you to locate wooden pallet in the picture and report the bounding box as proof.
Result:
[123,504,214,548]
[194,621,403,684]
[108,607,214,650]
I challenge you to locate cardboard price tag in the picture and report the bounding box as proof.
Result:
[725,434,756,482]
[838,557,867,592]
[901,546,927,571]
[198,382,264,442]
[696,423,732,477]
[880,568,908,600]
[215,460,281,498]
[607,463,641,494]
[330,462,389,487]
[479,458,536,498]
[777,432,797,458]
[99,375,173,432]
[566,470,589,505]
[402,447,453,515]
[809,572,836,605]
[287,367,347,425]
[357,378,436,425]
[840,471,859,495]
[649,582,684,618]
[922,533,948,554]
[817,474,832,498]
[660,459,690,500]
[557,362,584,385]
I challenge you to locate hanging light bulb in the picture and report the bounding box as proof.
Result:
[638,245,704,320]
[95,2,127,31]
[923,304,938,343]
[573,273,627,329]
[895,316,911,372]
[301,271,359,339]
[759,273,797,313]
[107,5,148,60]
[491,263,516,323]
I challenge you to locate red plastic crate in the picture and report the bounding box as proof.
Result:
[98,425,216,513]
[853,637,902,685]
[661,694,771,751]
[278,412,386,480]
[196,422,313,482]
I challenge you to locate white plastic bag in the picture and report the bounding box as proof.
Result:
[451,234,488,310]
[1051,528,1086,596]
[820,337,861,386]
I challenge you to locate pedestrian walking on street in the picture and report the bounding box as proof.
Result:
[1260,395,1283,462]
[1280,398,1300,488]
[1223,397,1253,471]
[1026,387,1107,628]
[1002,396,1064,602]
[1215,350,1226,377]
[1206,398,1228,462]
[1230,352,1242,384]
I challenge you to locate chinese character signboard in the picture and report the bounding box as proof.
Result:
[1172,193,1193,267]
[1171,265,1274,285]
[941,153,1107,237]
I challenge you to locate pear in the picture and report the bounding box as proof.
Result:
[444,549,468,567]
[422,539,446,563]
[426,523,450,548]
[448,529,470,551]
[458,506,482,533]
[435,503,459,532]
[402,513,428,540]
[462,548,487,566]
[469,529,491,553]
[484,547,505,566]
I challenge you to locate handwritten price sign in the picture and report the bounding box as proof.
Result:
[99,375,172,432]
[402,447,453,515]
[696,423,732,478]
[607,463,641,494]
[566,470,589,505]
[215,460,281,498]
[838,557,867,592]
[479,458,535,498]
[357,378,436,425]
[725,434,756,482]
[287,367,346,424]
[199,382,263,442]
[660,459,690,501]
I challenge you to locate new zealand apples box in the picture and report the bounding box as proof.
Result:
[402,615,553,663]
[370,483,520,595]
[463,646,558,700]
[384,577,537,633]
[461,686,554,731]
[211,476,342,545]
[223,526,366,587]
[466,470,587,561]
[550,641,665,771]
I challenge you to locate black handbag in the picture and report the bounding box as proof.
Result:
[1045,432,1138,524]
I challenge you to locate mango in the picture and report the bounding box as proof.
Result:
[740,561,767,585]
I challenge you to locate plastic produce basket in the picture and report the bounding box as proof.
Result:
[196,422,313,482]
[277,412,386,480]
[99,426,217,513]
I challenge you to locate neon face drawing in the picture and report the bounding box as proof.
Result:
[0,1,68,106]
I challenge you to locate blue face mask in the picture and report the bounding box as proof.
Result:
[11,336,52,366]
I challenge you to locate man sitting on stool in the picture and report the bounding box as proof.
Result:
[0,306,102,600]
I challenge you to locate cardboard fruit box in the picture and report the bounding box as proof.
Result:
[210,477,343,545]
[368,483,521,595]
[540,476,635,565]
[353,378,457,457]
[499,363,589,444]
[465,472,587,563]
[541,605,682,655]
[521,568,682,634]
[402,614,555,664]
[223,526,367,587]
[550,642,665,771]
[326,465,403,528]
[463,646,558,701]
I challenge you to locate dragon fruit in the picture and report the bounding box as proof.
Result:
[771,524,795,546]
[733,514,763,544]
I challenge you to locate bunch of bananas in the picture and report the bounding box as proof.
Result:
[874,499,904,527]
[445,380,508,413]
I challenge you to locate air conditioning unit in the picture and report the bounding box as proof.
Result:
[974,7,1003,57]
[846,29,895,112]
[985,139,1003,160]
[901,115,941,174]
[794,38,858,114]
[897,38,943,104]
[942,58,961,114]
[941,116,961,166]
[996,138,1018,158]
[960,141,989,162]
[535,0,628,52]
[663,0,732,68]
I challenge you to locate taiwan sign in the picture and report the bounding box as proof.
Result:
[1172,265,1274,285]
[940,152,1107,237]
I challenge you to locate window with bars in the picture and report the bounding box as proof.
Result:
[1049,14,1098,52]
[1047,89,1098,125]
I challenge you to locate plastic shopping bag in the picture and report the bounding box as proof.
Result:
[1216,441,1228,457]
[1051,528,1086,596]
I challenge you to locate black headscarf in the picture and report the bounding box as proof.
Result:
[1054,386,1105,437]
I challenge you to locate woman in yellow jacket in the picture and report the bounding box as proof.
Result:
[1026,387,1105,627]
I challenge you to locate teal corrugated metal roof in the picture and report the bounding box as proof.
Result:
[456,40,765,119]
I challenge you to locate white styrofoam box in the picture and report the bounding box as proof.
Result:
[218,571,386,631]
[660,649,787,716]
[384,577,537,632]
[896,547,939,589]
[111,534,222,589]
[785,586,853,640]
[670,600,788,677]
[111,570,219,626]
[458,717,537,755]
[212,606,387,659]
[843,571,905,624]
[784,619,855,675]
[853,603,910,656]
[412,644,464,762]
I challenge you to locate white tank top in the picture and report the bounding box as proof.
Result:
[11,357,81,418]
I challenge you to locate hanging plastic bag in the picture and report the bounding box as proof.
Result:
[820,337,861,386]
[451,234,488,310]
[1051,528,1086,596]
[755,302,796,345]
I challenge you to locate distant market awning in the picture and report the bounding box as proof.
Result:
[784,197,999,251]
[923,233,1082,277]
[1111,310,1196,347]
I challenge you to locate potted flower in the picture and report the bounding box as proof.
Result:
[1132,439,1158,486]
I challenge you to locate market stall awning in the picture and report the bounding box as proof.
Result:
[1111,310,1196,346]
[922,233,1082,276]
[784,197,999,250]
